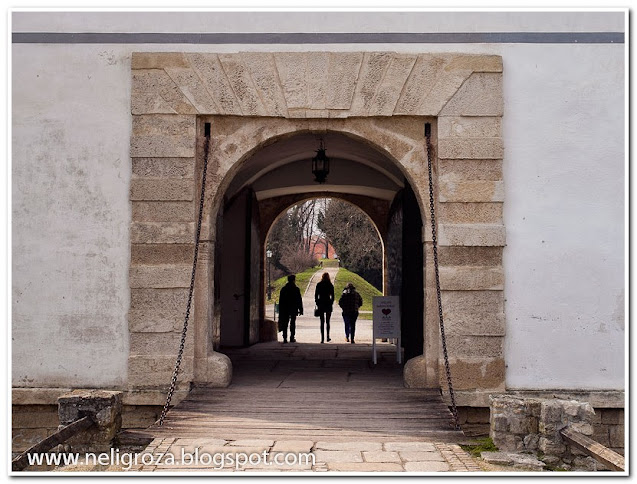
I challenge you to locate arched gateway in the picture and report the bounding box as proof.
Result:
[214,130,424,358]
[128,51,506,407]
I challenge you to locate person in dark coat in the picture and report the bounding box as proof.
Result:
[278,274,303,343]
[338,282,363,344]
[314,272,334,343]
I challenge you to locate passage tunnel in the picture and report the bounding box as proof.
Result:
[212,130,425,361]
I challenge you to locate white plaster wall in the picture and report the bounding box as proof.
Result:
[500,44,625,390]
[12,11,624,33]
[12,45,133,387]
[11,11,625,390]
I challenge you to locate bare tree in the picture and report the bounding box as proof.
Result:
[319,199,382,289]
[268,200,321,274]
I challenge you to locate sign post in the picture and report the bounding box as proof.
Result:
[372,296,401,364]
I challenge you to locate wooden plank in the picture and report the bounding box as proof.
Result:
[179,399,450,404]
[186,394,443,399]
[154,421,446,428]
[12,416,94,471]
[180,395,449,408]
[188,387,438,392]
[154,421,455,429]
[153,423,454,431]
[560,428,625,472]
[158,414,454,422]
[151,421,457,431]
[184,398,447,404]
[152,429,455,436]
[175,411,453,417]
[153,426,455,432]
[175,407,452,412]
[146,431,464,442]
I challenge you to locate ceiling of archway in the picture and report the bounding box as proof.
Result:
[225,132,405,201]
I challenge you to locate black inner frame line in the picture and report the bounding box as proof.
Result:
[12,31,625,44]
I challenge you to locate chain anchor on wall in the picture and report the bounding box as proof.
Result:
[159,122,211,426]
[425,122,461,431]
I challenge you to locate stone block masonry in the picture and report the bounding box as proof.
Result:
[489,395,622,471]
[129,50,506,397]
[57,390,123,454]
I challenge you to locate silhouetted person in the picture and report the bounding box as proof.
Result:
[314,272,334,343]
[278,274,303,343]
[338,282,363,343]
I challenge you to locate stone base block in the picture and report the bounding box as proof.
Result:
[259,319,278,342]
[58,390,123,453]
[609,425,625,448]
[123,388,190,406]
[121,405,163,429]
[12,404,58,429]
[193,352,233,387]
[447,357,506,391]
[403,355,429,388]
[539,436,566,455]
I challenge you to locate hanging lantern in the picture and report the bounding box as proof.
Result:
[311,138,330,184]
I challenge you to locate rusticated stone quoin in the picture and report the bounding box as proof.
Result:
[131,244,194,265]
[132,158,195,178]
[438,203,503,224]
[438,246,503,266]
[438,224,506,247]
[128,355,194,389]
[129,265,192,289]
[129,331,194,357]
[445,357,505,391]
[130,179,194,201]
[438,159,503,181]
[438,116,502,138]
[439,266,504,290]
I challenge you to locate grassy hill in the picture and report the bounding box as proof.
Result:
[266,266,318,305]
[319,258,340,268]
[334,268,382,320]
[266,266,383,321]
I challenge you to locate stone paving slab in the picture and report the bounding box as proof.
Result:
[362,451,401,463]
[404,461,451,472]
[327,462,405,472]
[313,450,364,463]
[271,440,314,452]
[398,450,447,461]
[226,439,274,447]
[315,441,383,451]
[385,441,437,451]
[132,437,480,473]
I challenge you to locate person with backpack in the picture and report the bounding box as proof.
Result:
[338,282,363,344]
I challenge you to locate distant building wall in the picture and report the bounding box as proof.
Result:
[307,236,337,260]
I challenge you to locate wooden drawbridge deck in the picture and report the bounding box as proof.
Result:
[145,342,464,443]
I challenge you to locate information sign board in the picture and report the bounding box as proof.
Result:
[372,296,401,364]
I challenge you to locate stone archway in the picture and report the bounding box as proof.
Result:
[212,128,413,352]
[128,51,506,405]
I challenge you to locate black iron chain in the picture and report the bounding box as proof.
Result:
[425,123,460,431]
[159,130,211,426]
